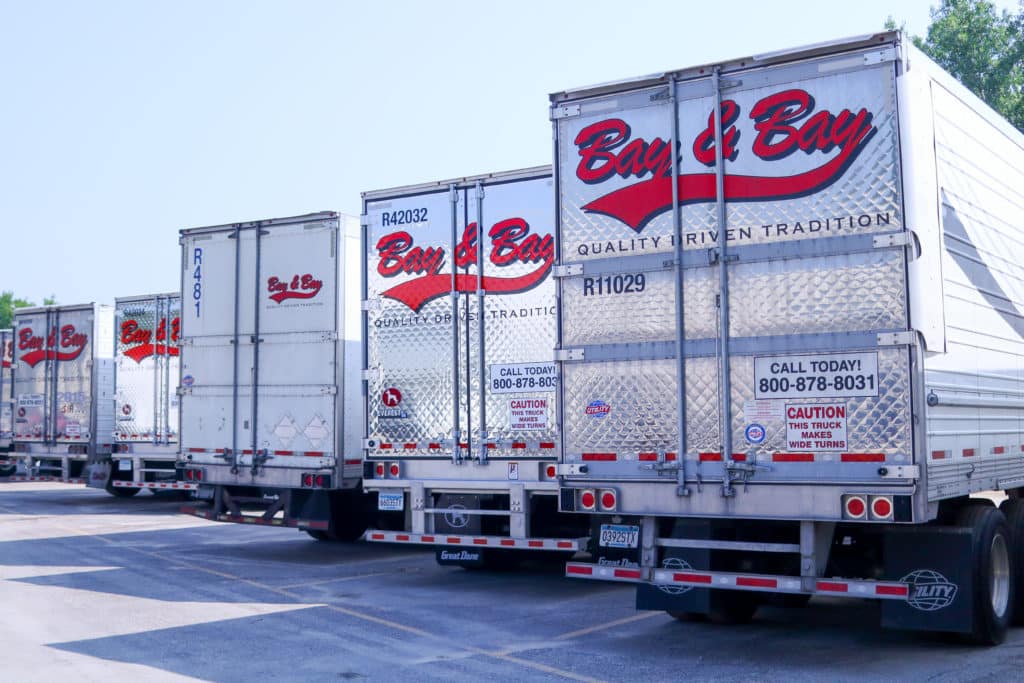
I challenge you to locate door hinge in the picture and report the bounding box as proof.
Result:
[361,299,381,312]
[877,330,916,346]
[553,264,584,278]
[362,368,380,382]
[555,348,585,361]
[551,104,581,120]
[360,214,371,228]
[873,231,914,249]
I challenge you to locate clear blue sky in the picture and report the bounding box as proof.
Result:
[0,0,1005,306]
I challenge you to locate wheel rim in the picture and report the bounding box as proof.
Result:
[990,532,1011,617]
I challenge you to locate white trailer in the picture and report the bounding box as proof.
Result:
[9,304,115,484]
[550,31,1024,643]
[105,293,194,496]
[361,167,590,567]
[0,329,13,475]
[178,212,369,541]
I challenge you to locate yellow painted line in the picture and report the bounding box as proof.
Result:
[277,572,392,589]
[36,516,608,682]
[554,611,663,640]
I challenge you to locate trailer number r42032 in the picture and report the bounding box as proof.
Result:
[599,524,639,549]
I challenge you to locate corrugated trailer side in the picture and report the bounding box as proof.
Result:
[553,31,1024,644]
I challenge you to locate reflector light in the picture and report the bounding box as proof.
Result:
[545,464,557,479]
[302,474,314,487]
[599,489,616,511]
[375,463,386,478]
[579,489,596,510]
[185,469,193,481]
[315,475,326,488]
[389,463,400,477]
[871,496,893,519]
[195,470,203,482]
[844,495,867,519]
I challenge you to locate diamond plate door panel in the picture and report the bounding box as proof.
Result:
[115,295,180,442]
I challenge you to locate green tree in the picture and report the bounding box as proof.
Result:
[0,292,57,328]
[890,1,1024,130]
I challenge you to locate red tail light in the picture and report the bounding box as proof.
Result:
[315,475,326,488]
[389,463,400,478]
[185,469,194,481]
[579,489,596,510]
[302,474,314,487]
[375,462,386,478]
[544,464,557,479]
[195,469,203,482]
[870,495,893,520]
[599,489,617,511]
[843,494,867,519]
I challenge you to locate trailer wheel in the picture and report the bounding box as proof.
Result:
[0,465,15,478]
[958,505,1013,645]
[998,499,1024,625]
[328,490,369,542]
[306,530,335,542]
[707,590,760,625]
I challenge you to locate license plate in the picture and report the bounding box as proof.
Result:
[117,459,132,472]
[599,524,639,549]
[378,491,404,512]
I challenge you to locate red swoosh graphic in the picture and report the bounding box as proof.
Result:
[269,289,320,303]
[21,348,86,367]
[582,132,873,232]
[381,260,552,312]
[124,344,180,363]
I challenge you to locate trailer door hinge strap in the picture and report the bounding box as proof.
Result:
[551,104,581,120]
[555,348,585,362]
[361,299,381,312]
[359,214,371,228]
[872,231,914,249]
[877,330,916,347]
[362,368,380,382]
[553,264,584,278]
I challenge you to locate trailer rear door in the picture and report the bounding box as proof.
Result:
[363,170,558,466]
[553,44,915,491]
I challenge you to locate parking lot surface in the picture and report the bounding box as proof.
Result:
[1,483,1022,682]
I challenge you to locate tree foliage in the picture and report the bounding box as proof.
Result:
[0,292,57,329]
[893,0,1024,130]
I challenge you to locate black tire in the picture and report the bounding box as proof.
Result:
[767,593,812,609]
[707,590,760,625]
[999,498,1024,625]
[106,484,141,498]
[328,490,369,542]
[306,530,335,542]
[0,465,16,478]
[957,505,1013,645]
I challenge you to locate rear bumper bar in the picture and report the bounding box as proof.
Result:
[366,529,583,551]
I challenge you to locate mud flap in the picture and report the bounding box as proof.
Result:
[288,489,330,526]
[636,519,711,613]
[434,493,481,535]
[85,460,111,490]
[881,526,973,633]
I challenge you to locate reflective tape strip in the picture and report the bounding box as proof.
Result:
[993,446,1006,454]
[841,453,885,462]
[931,450,950,460]
[365,530,582,551]
[110,480,198,490]
[963,448,975,457]
[581,453,616,461]
[344,459,361,466]
[539,442,556,449]
[773,453,814,462]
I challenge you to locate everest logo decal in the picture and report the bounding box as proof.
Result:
[268,274,324,303]
[18,325,88,367]
[574,88,877,232]
[122,317,180,362]
[376,218,554,312]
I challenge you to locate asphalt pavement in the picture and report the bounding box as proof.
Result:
[1,482,1022,682]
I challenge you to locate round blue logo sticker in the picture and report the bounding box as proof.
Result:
[745,423,766,444]
[182,375,195,387]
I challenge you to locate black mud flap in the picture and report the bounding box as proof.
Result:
[85,461,111,490]
[288,489,330,526]
[434,493,481,535]
[435,547,485,567]
[881,526,973,633]
[636,519,712,613]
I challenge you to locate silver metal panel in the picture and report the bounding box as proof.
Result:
[0,330,12,447]
[179,213,360,481]
[364,172,557,458]
[115,295,180,445]
[12,304,113,447]
[554,42,915,513]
